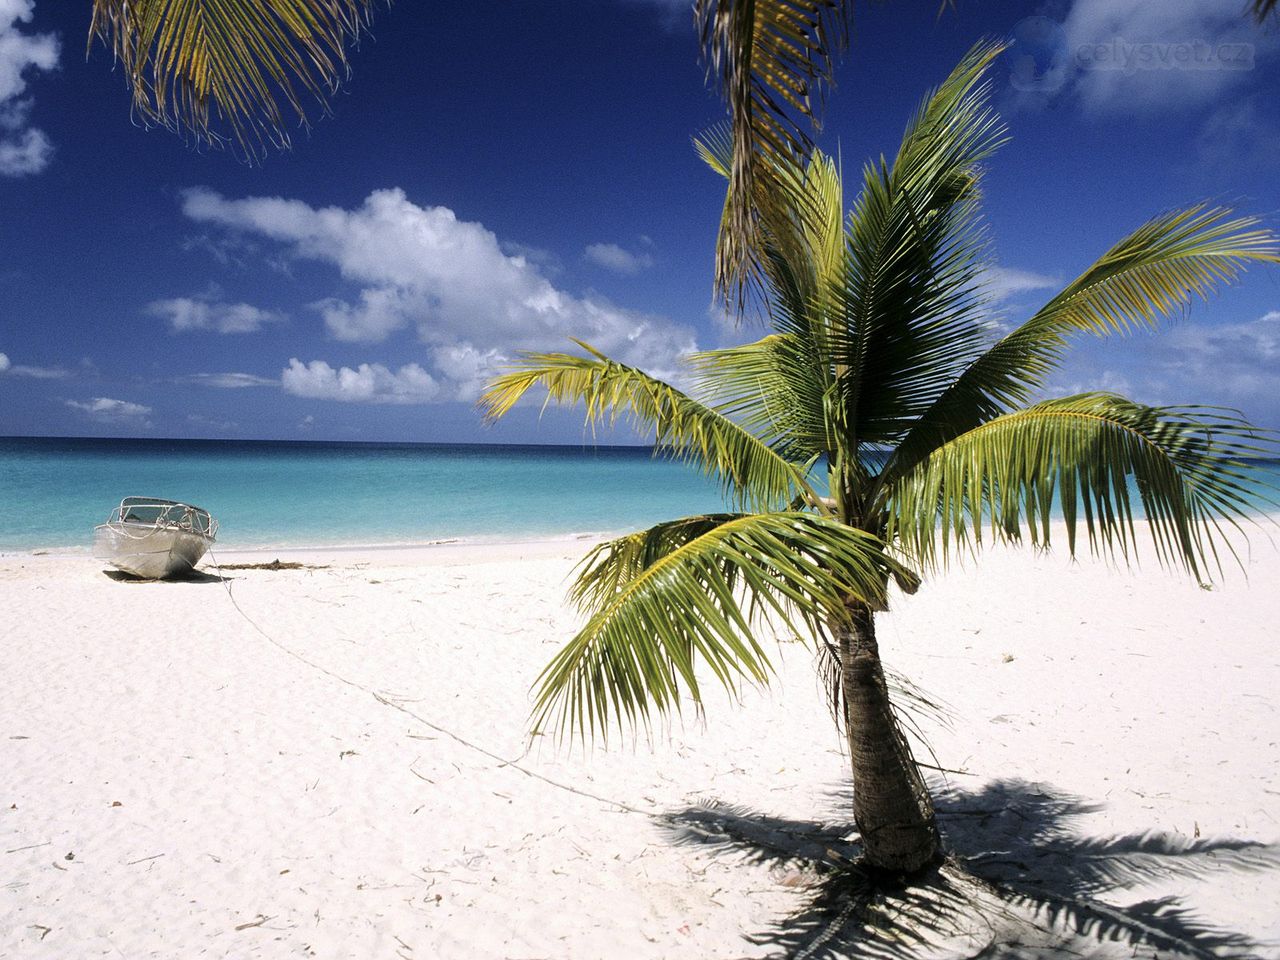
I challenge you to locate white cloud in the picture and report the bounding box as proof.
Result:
[66,397,152,423]
[0,0,57,177]
[984,265,1059,304]
[0,126,49,175]
[148,296,286,334]
[0,351,71,378]
[311,287,413,342]
[182,372,279,389]
[501,241,562,275]
[281,358,442,404]
[1010,0,1269,114]
[9,362,69,378]
[1152,310,1280,404]
[1057,367,1135,397]
[1196,99,1280,170]
[584,242,654,275]
[1051,311,1280,424]
[181,187,697,399]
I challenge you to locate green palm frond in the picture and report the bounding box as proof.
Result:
[532,511,901,742]
[834,39,1007,448]
[478,341,818,512]
[569,513,743,613]
[690,333,832,460]
[886,206,1280,485]
[89,0,380,159]
[884,393,1275,580]
[1253,0,1278,22]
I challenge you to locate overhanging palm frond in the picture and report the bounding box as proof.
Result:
[696,0,961,312]
[695,0,853,310]
[886,206,1280,484]
[1253,0,1278,22]
[88,0,380,159]
[479,341,817,512]
[884,393,1275,579]
[532,511,901,742]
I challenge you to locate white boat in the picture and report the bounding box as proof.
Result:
[93,497,218,579]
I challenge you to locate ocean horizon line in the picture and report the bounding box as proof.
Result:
[0,433,658,453]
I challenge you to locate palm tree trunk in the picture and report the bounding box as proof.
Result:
[838,598,941,873]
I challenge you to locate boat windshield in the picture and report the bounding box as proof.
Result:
[111,498,218,538]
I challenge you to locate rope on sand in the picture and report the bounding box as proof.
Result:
[205,544,664,820]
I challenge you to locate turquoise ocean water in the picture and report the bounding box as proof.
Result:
[0,437,733,551]
[1,437,1276,552]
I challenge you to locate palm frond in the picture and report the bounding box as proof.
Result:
[696,0,960,311]
[884,393,1275,580]
[532,511,901,742]
[833,39,1007,449]
[695,0,853,310]
[692,331,838,463]
[568,513,743,612]
[88,0,380,159]
[886,206,1280,486]
[1253,0,1278,23]
[478,341,818,512]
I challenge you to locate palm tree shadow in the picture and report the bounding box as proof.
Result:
[660,779,1278,958]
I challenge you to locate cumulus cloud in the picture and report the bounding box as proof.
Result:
[148,296,286,334]
[1009,0,1270,114]
[66,397,152,423]
[180,187,697,400]
[584,242,654,275]
[282,358,441,404]
[311,287,414,343]
[0,0,58,177]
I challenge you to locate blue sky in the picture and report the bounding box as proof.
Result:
[1,0,1278,444]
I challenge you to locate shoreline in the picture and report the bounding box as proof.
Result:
[9,504,1280,562]
[2,529,620,564]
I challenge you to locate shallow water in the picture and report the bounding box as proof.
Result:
[1,436,1275,552]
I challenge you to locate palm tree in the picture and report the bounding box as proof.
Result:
[87,0,381,158]
[480,41,1278,874]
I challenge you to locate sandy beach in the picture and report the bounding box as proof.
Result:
[3,529,1279,958]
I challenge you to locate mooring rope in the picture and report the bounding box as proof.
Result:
[204,543,664,820]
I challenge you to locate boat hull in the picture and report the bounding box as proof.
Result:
[93,521,213,579]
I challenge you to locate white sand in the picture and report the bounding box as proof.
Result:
[2,528,1278,958]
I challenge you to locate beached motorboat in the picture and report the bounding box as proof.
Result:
[93,497,218,579]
